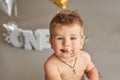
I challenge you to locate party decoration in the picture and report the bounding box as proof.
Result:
[2,22,50,51]
[0,0,17,17]
[50,0,68,9]
[2,22,18,43]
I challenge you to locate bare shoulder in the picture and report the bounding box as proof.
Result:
[44,54,57,70]
[79,50,91,60]
[44,54,62,80]
[44,54,54,64]
[80,50,97,73]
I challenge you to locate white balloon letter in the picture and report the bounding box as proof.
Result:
[10,29,23,47]
[22,30,42,50]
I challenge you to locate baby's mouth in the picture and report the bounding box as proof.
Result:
[60,48,72,54]
[60,48,75,57]
[60,49,68,53]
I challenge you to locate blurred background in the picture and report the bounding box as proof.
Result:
[0,0,120,80]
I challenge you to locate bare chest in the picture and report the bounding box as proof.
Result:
[58,58,87,80]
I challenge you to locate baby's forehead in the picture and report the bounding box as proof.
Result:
[54,24,81,30]
[50,24,83,37]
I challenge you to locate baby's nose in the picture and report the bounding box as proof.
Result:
[63,39,71,46]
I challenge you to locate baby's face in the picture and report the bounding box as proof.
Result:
[50,24,84,59]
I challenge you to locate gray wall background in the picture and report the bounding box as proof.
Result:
[0,0,120,80]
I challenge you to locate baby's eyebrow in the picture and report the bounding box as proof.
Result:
[54,34,63,37]
[70,34,78,36]
[53,34,79,37]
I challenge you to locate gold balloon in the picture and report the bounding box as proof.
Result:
[50,0,68,9]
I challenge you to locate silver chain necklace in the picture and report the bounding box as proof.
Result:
[55,54,77,74]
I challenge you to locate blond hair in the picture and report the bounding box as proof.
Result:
[50,10,85,39]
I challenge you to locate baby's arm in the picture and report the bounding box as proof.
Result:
[84,53,99,80]
[86,67,99,80]
[44,60,62,80]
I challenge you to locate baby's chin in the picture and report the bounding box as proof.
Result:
[62,53,76,59]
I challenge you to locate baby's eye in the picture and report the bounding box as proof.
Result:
[57,37,64,40]
[70,37,77,40]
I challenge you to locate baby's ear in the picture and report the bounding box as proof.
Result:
[49,38,53,49]
[80,38,85,49]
